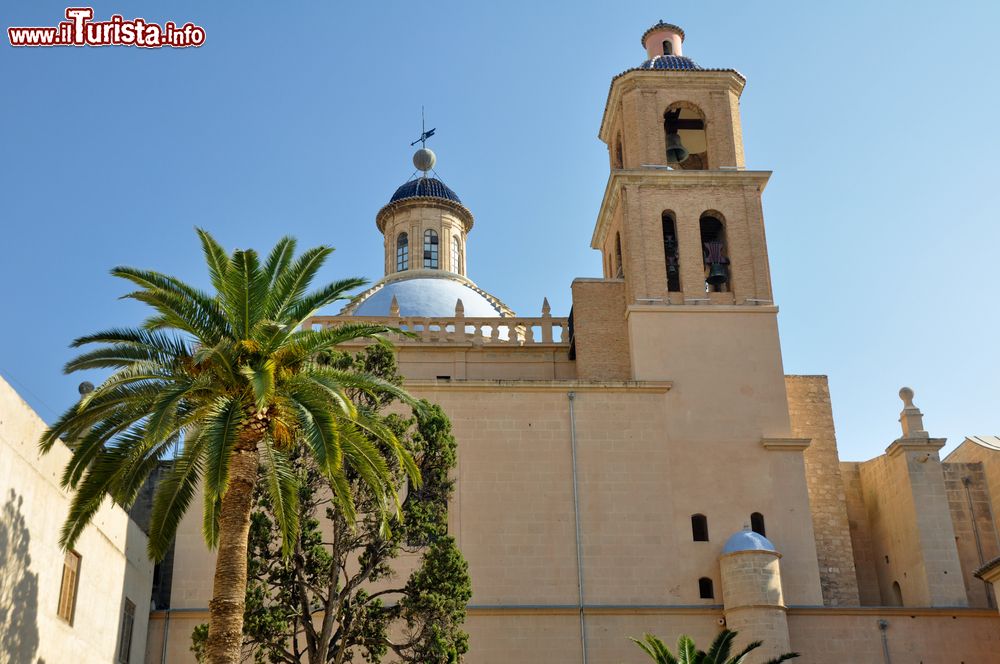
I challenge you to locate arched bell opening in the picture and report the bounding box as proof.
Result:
[664,102,707,170]
[661,211,681,292]
[699,213,730,292]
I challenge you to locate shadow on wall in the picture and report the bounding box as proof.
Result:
[0,489,42,664]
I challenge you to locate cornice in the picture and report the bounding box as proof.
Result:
[886,437,947,458]
[761,437,812,452]
[592,169,772,249]
[375,196,474,234]
[408,379,672,394]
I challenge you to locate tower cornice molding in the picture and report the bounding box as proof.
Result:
[591,169,772,249]
[599,70,746,143]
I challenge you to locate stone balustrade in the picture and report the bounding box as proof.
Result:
[303,315,570,346]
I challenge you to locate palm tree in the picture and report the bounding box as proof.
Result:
[632,629,799,664]
[40,230,421,664]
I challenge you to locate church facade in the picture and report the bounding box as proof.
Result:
[143,22,1000,663]
[2,20,1000,664]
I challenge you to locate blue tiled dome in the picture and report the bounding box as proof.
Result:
[639,55,702,71]
[721,530,778,555]
[389,177,461,205]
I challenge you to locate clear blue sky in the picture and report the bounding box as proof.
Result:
[2,1,997,461]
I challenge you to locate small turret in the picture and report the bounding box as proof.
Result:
[719,528,793,659]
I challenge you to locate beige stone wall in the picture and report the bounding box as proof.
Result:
[840,462,882,605]
[858,444,968,607]
[569,278,630,380]
[943,462,1000,608]
[787,608,1000,664]
[947,439,1000,539]
[785,375,860,606]
[0,374,153,664]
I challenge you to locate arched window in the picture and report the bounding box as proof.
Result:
[614,232,624,278]
[750,512,766,537]
[451,235,461,273]
[698,577,714,599]
[614,133,624,169]
[662,40,673,55]
[423,229,439,269]
[891,581,903,607]
[700,214,729,293]
[396,232,409,271]
[663,103,707,170]
[691,514,709,542]
[661,212,680,292]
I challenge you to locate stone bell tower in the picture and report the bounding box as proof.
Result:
[578,21,787,410]
[571,22,824,622]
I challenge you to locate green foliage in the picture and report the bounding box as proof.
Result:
[40,230,420,562]
[191,345,471,663]
[632,629,799,664]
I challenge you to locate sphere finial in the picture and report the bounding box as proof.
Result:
[413,147,436,173]
[899,386,915,408]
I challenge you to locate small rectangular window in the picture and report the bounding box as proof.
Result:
[57,550,81,624]
[117,598,136,663]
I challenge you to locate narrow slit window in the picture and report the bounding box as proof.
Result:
[396,232,409,271]
[614,232,624,278]
[698,577,714,599]
[691,514,709,542]
[58,550,81,624]
[750,512,766,537]
[117,598,136,663]
[451,235,461,273]
[662,212,681,292]
[423,229,439,269]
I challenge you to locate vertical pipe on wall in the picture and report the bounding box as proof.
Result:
[878,619,891,664]
[567,392,588,664]
[963,476,995,608]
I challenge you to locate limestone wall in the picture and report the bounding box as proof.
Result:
[943,462,1000,608]
[858,444,968,608]
[787,608,1000,664]
[840,462,882,605]
[0,374,153,664]
[569,278,630,381]
[785,375,860,606]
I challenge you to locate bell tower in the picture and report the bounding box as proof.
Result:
[576,21,799,442]
[595,21,772,307]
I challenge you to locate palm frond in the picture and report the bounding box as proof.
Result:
[148,434,205,560]
[259,438,299,556]
[196,228,230,294]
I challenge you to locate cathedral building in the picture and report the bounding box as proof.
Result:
[2,19,1000,664]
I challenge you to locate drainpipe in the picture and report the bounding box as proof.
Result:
[962,476,995,608]
[160,609,171,664]
[567,392,588,664]
[878,619,891,664]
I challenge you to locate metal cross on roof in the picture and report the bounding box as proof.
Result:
[410,106,436,147]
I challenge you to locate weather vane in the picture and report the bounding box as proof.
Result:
[410,106,436,147]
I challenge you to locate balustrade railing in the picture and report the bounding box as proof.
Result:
[303,315,569,346]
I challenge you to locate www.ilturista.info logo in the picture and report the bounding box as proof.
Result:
[8,8,205,48]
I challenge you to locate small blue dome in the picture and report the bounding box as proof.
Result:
[639,55,702,71]
[721,530,777,555]
[389,177,461,205]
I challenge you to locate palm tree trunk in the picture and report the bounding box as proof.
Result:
[205,436,260,663]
